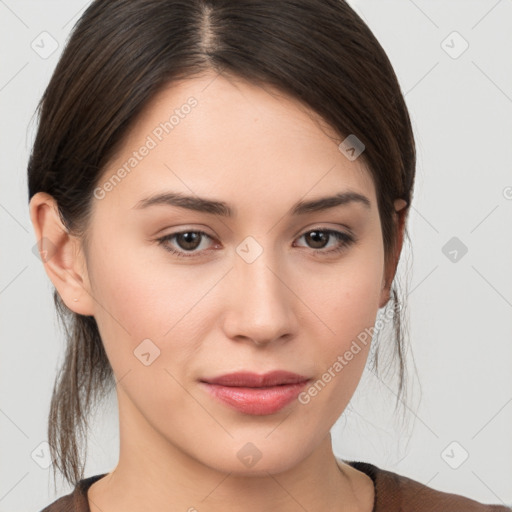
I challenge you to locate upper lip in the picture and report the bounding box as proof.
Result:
[201,371,310,387]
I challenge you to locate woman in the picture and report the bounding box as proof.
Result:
[29,0,510,510]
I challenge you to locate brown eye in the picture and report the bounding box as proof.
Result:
[175,232,202,251]
[157,230,214,258]
[295,229,355,255]
[157,228,355,260]
[304,230,330,249]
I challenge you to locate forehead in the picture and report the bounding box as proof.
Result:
[94,71,376,215]
[135,71,341,141]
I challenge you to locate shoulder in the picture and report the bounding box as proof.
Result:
[344,460,511,512]
[38,474,107,512]
[39,493,73,512]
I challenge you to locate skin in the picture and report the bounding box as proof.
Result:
[30,71,407,512]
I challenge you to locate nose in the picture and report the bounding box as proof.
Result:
[222,249,297,347]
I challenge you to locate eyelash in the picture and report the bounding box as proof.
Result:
[156,228,356,259]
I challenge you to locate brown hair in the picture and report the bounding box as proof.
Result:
[28,0,416,488]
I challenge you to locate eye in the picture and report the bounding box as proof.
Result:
[156,228,356,259]
[294,228,355,256]
[157,230,215,258]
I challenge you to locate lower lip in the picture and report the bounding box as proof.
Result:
[201,381,309,415]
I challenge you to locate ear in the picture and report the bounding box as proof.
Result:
[29,192,95,316]
[379,198,408,309]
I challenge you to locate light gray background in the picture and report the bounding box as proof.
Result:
[1,1,511,510]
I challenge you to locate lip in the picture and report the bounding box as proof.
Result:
[202,370,310,387]
[200,371,311,415]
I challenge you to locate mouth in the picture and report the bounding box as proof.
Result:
[199,371,311,415]
[201,370,310,387]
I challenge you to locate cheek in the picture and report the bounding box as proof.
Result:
[86,233,217,372]
[299,289,379,427]
[86,249,204,419]
[303,243,384,397]
[88,229,173,330]
[309,239,384,340]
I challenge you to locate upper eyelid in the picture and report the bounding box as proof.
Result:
[162,221,354,236]
[159,226,353,247]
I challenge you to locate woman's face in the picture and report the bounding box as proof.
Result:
[67,72,397,474]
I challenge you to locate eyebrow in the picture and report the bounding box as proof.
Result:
[133,190,371,216]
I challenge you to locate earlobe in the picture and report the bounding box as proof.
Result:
[394,198,408,212]
[29,192,95,316]
[378,278,393,310]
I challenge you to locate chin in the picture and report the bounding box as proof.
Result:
[196,442,309,477]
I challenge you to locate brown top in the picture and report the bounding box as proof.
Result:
[39,460,511,512]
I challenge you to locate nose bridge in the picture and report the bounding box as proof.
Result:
[226,235,294,343]
[236,236,285,309]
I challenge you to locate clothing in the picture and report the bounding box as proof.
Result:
[39,459,511,511]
